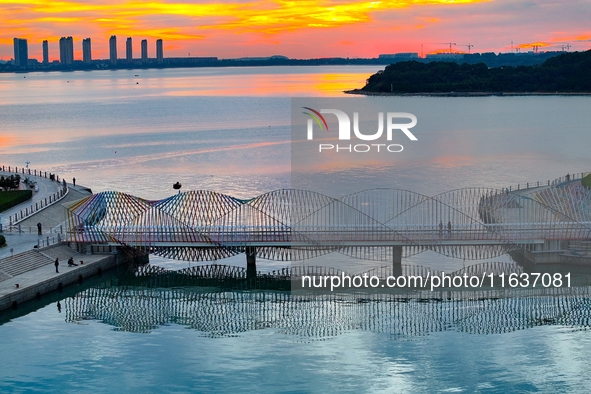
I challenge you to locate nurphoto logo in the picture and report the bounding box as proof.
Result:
[302,107,418,153]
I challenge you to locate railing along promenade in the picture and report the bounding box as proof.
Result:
[0,164,68,228]
[502,171,589,192]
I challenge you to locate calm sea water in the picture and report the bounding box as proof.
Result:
[1,66,591,392]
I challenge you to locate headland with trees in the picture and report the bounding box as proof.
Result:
[348,50,591,95]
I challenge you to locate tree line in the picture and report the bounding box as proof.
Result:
[361,50,591,93]
[0,175,20,191]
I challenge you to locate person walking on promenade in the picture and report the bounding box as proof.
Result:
[54,258,59,273]
[438,221,443,237]
[447,221,452,237]
[37,222,42,235]
[73,177,76,187]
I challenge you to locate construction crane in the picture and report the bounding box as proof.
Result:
[459,43,474,54]
[429,42,457,53]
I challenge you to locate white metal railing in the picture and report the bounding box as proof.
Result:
[36,234,63,248]
[64,221,591,245]
[1,164,69,228]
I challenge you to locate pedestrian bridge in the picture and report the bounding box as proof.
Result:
[64,180,591,263]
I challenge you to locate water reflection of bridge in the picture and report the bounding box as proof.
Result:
[129,260,530,290]
[64,284,591,337]
[65,178,591,272]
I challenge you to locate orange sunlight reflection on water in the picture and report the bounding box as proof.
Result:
[0,135,14,148]
[163,71,371,97]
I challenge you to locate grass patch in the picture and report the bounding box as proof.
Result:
[0,190,33,213]
[583,174,591,189]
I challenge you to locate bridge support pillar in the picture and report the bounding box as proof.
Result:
[392,246,402,277]
[246,246,256,280]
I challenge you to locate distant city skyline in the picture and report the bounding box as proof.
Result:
[7,35,166,67]
[1,0,590,60]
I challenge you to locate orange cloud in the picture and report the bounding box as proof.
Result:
[197,0,484,34]
[549,34,591,43]
[1,0,590,59]
[1,0,488,36]
[517,41,551,49]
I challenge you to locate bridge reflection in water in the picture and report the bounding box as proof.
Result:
[62,260,591,337]
[64,284,591,337]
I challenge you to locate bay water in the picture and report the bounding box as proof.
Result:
[1,66,591,392]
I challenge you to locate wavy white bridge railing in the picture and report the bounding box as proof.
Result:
[64,183,591,262]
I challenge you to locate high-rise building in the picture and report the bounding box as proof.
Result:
[82,38,92,64]
[59,36,74,65]
[42,40,49,64]
[141,39,148,63]
[156,39,163,63]
[109,35,117,65]
[13,38,28,68]
[126,37,132,62]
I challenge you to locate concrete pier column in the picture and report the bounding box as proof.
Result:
[246,246,257,279]
[392,246,403,277]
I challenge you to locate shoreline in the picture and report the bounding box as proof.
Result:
[345,89,591,97]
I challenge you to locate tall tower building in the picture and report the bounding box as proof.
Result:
[42,40,49,64]
[59,36,74,65]
[141,39,148,63]
[109,35,117,65]
[126,37,132,61]
[13,38,28,68]
[156,39,163,64]
[82,38,92,64]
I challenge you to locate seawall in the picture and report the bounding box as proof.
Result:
[0,244,138,312]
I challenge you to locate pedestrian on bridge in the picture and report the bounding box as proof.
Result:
[37,222,42,235]
[54,258,59,273]
[73,177,76,187]
[447,221,452,237]
[439,221,443,237]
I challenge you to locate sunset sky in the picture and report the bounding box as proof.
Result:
[1,0,590,61]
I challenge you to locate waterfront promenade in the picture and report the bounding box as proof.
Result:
[0,168,69,230]
[0,181,92,259]
[0,244,118,311]
[0,176,118,312]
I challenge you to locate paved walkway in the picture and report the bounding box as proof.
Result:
[0,170,65,230]
[0,244,117,312]
[0,234,44,260]
[18,185,92,233]
[0,179,123,312]
[1,181,92,259]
